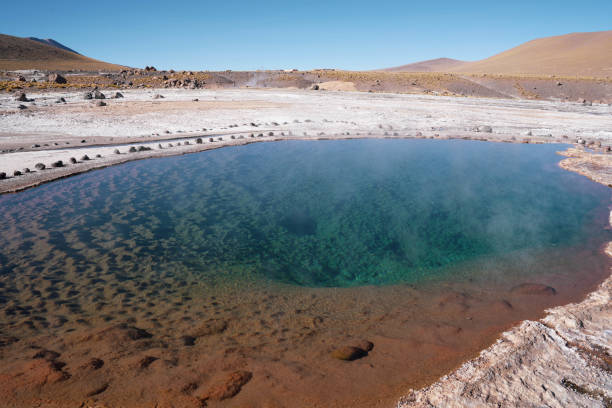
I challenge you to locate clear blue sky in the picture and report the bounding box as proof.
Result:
[3,0,611,70]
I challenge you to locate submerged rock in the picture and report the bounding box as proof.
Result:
[202,370,252,401]
[331,346,368,361]
[510,283,557,296]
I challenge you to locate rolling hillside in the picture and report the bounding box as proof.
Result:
[0,34,125,71]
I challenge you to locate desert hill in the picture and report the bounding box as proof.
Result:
[0,33,125,71]
[382,58,467,72]
[453,30,612,77]
[385,31,612,78]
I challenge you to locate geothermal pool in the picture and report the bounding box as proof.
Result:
[0,139,610,407]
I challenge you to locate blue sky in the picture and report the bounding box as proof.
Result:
[3,0,611,70]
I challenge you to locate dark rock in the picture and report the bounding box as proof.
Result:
[114,92,124,98]
[83,92,93,100]
[31,144,40,148]
[85,358,104,370]
[93,90,105,99]
[69,157,77,164]
[35,163,46,170]
[268,132,274,136]
[153,94,164,99]
[81,139,87,143]
[203,370,252,401]
[96,101,106,107]
[139,356,158,369]
[209,137,214,142]
[18,104,27,110]
[51,160,64,168]
[81,155,90,161]
[16,92,32,102]
[331,346,368,361]
[48,73,67,84]
[33,349,61,360]
[13,170,22,176]
[196,138,203,144]
[158,144,163,149]
[0,172,6,180]
[57,97,66,103]
[129,146,137,152]
[181,335,196,346]
[354,340,374,352]
[510,283,557,296]
[231,135,236,139]
[17,75,26,82]
[138,145,151,151]
[311,84,320,90]
[184,141,190,145]
[114,149,120,154]
[96,154,101,158]
[23,168,30,173]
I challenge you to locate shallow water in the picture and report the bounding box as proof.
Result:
[0,139,610,407]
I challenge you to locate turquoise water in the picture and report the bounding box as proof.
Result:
[0,139,610,288]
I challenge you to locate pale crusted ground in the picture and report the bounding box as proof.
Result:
[1,88,612,193]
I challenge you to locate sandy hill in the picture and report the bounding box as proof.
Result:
[28,37,81,55]
[382,58,467,72]
[453,31,612,78]
[0,33,125,71]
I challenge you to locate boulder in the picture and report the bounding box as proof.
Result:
[113,92,124,98]
[0,172,6,180]
[13,170,22,176]
[69,157,77,164]
[196,138,203,144]
[129,146,137,153]
[114,149,120,154]
[81,155,90,161]
[93,90,106,99]
[35,163,46,170]
[153,94,164,99]
[51,160,64,168]
[48,73,67,84]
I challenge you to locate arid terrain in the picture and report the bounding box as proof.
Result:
[1,28,612,408]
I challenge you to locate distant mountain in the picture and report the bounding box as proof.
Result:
[452,30,612,77]
[28,37,81,55]
[381,58,467,72]
[381,31,612,78]
[0,33,125,71]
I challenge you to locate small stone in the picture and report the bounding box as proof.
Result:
[83,92,93,100]
[129,146,137,153]
[96,154,102,158]
[114,149,120,154]
[81,139,86,143]
[13,170,22,176]
[35,163,46,170]
[18,104,27,110]
[93,90,105,99]
[209,138,214,142]
[196,138,202,144]
[57,97,66,103]
[96,101,106,107]
[81,155,90,161]
[69,157,77,164]
[51,160,64,168]
[16,92,32,102]
[31,144,40,148]
[0,172,6,180]
[181,336,196,346]
[48,73,67,84]
[114,92,124,98]
[23,168,30,173]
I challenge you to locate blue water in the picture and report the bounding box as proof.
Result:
[0,139,609,288]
